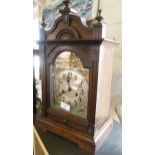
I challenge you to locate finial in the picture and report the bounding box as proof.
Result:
[41,16,46,28]
[63,0,71,8]
[95,9,104,23]
[59,0,72,24]
[60,0,72,15]
[98,9,102,15]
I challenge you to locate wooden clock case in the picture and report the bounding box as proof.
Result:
[37,1,118,153]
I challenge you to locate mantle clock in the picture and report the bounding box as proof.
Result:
[37,0,118,153]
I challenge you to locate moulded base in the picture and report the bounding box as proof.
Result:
[37,117,113,153]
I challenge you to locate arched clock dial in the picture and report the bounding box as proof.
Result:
[54,69,88,110]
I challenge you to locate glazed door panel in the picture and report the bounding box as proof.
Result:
[50,51,89,119]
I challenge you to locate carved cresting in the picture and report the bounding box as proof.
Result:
[59,0,72,24]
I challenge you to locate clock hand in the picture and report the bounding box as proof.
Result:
[67,73,72,91]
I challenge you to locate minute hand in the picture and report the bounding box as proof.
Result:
[67,74,72,91]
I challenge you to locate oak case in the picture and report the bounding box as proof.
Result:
[37,0,118,152]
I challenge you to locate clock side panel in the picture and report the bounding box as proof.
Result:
[95,41,115,135]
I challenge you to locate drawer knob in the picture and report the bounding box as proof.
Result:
[62,119,68,124]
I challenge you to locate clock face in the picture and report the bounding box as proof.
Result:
[55,69,88,109]
[50,51,89,118]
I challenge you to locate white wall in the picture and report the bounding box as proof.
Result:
[98,0,122,99]
[99,0,122,121]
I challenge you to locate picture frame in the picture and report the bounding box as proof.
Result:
[43,0,99,29]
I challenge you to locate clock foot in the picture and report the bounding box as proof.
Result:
[42,128,48,132]
[37,125,48,132]
[77,142,95,153]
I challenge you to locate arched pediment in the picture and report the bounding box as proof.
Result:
[45,14,93,40]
